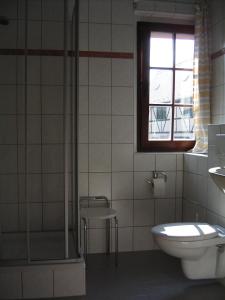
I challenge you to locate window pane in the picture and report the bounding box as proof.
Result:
[150,32,173,67]
[149,106,172,140]
[150,69,173,104]
[174,106,194,140]
[175,70,193,104]
[175,34,194,68]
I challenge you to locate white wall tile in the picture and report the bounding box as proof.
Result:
[89,116,111,143]
[176,171,183,198]
[89,24,111,51]
[0,145,17,174]
[134,172,153,199]
[0,204,18,232]
[89,0,111,23]
[212,56,224,87]
[79,144,89,172]
[88,228,106,253]
[79,115,88,143]
[0,272,22,299]
[23,270,53,299]
[43,174,64,202]
[89,58,111,86]
[0,56,16,84]
[54,264,85,297]
[42,0,64,21]
[42,21,63,49]
[43,116,63,144]
[112,200,133,227]
[79,86,89,115]
[184,153,198,173]
[79,0,88,22]
[89,173,111,200]
[208,124,221,146]
[134,200,154,226]
[42,145,64,173]
[43,203,64,230]
[89,86,111,115]
[42,57,63,85]
[0,86,16,114]
[79,173,89,196]
[112,87,134,115]
[0,175,17,203]
[42,86,63,114]
[112,25,133,52]
[133,227,154,251]
[27,57,41,85]
[112,172,133,200]
[112,227,133,252]
[79,22,89,51]
[134,153,155,171]
[155,153,177,171]
[27,139,41,167]
[112,59,133,87]
[0,0,18,19]
[183,200,198,222]
[155,198,176,224]
[176,154,183,171]
[79,57,89,86]
[0,116,17,144]
[112,144,133,172]
[112,0,134,24]
[89,144,111,172]
[0,20,17,48]
[112,116,133,143]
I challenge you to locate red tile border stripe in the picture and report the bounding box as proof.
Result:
[0,49,134,59]
[79,50,133,59]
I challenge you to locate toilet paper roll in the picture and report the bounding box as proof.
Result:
[152,177,166,197]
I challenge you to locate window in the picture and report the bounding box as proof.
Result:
[137,22,195,152]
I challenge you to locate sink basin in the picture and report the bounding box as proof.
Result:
[209,167,225,193]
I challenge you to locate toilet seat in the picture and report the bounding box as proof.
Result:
[152,222,218,242]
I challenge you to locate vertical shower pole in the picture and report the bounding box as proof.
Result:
[64,0,69,259]
[24,0,31,263]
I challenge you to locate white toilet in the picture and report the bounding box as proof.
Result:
[152,222,225,280]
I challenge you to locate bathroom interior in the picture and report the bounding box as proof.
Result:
[2,0,225,299]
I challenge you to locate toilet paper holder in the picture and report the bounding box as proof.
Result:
[145,171,167,187]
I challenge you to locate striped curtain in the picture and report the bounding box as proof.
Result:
[192,0,211,153]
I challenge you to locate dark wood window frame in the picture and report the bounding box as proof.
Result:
[137,22,196,152]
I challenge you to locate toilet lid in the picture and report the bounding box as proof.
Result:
[152,222,218,241]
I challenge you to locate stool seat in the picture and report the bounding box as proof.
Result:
[81,207,117,220]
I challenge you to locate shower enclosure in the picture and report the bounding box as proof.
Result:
[0,0,80,265]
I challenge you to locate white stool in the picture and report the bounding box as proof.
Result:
[80,196,118,266]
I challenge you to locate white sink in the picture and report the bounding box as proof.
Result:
[209,167,225,193]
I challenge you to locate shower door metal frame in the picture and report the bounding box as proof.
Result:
[22,0,81,265]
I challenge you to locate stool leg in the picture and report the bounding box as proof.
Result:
[106,219,110,255]
[82,218,88,263]
[114,216,118,267]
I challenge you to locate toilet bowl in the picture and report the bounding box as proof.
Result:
[152,222,225,280]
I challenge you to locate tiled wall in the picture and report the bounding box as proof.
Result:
[78,0,187,253]
[209,0,225,123]
[0,0,74,233]
[183,124,225,227]
[0,0,201,254]
[183,1,225,222]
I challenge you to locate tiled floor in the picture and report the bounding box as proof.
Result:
[50,250,225,300]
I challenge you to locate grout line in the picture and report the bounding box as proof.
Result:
[16,0,20,231]
[40,0,44,232]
